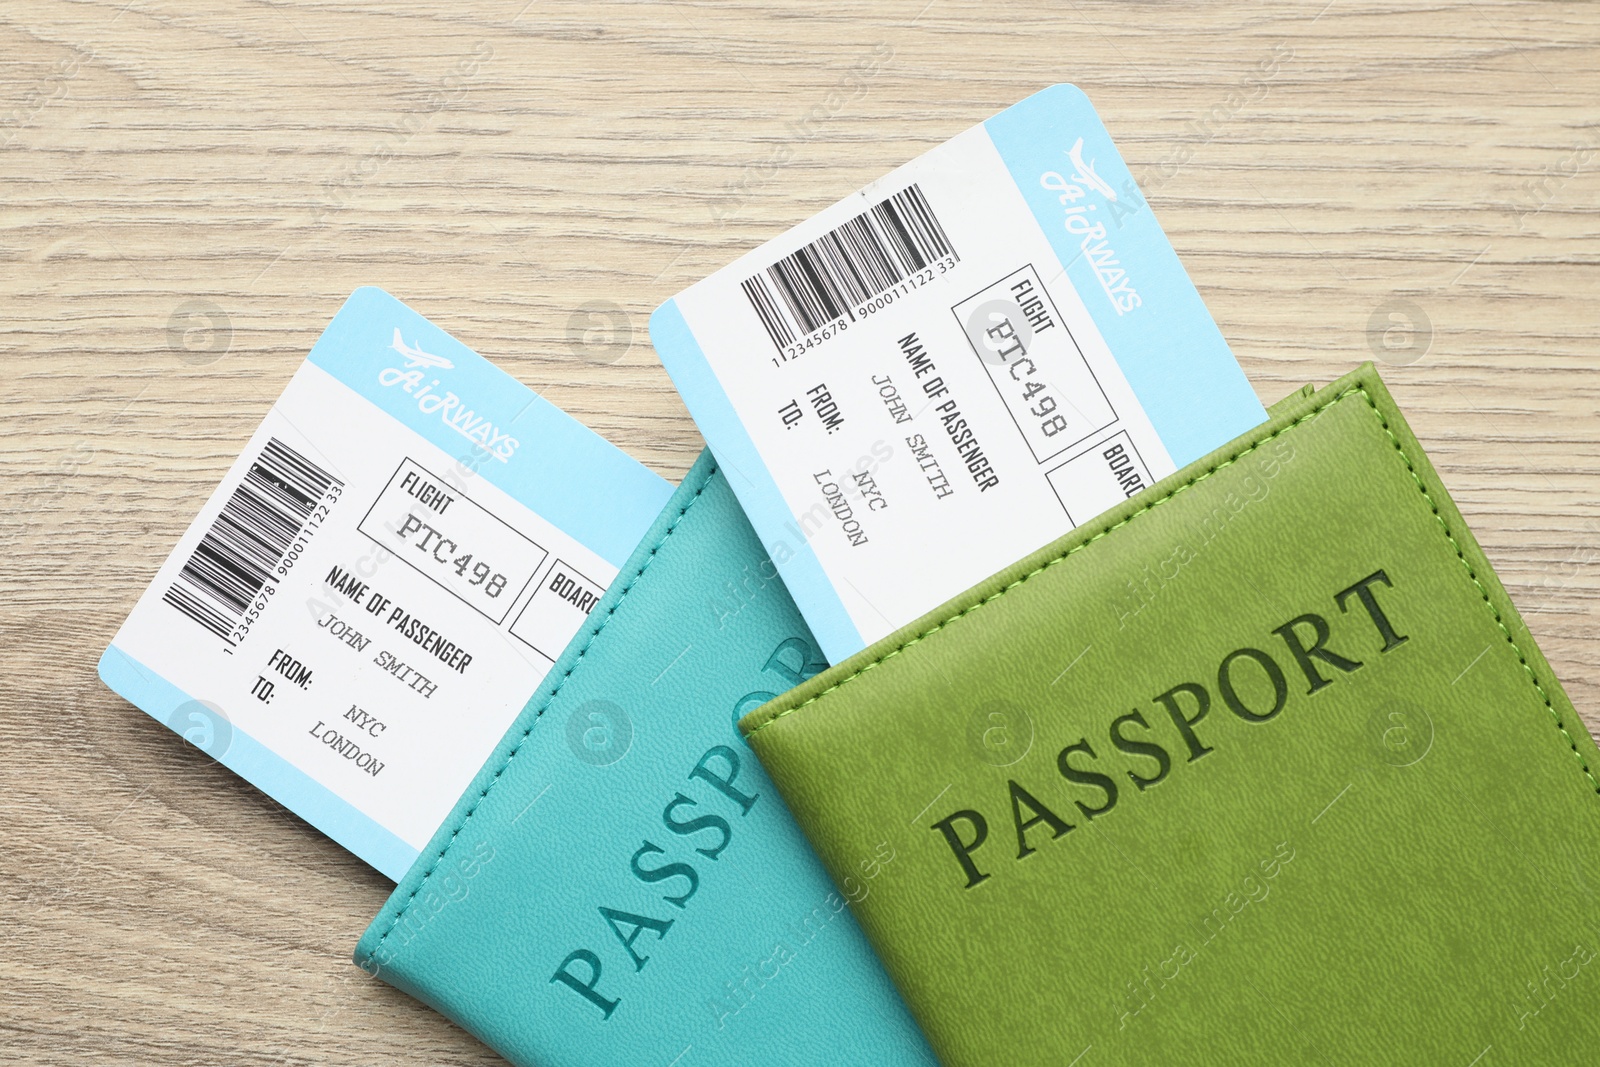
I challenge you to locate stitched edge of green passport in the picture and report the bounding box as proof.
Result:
[743,382,1598,796]
[358,461,722,966]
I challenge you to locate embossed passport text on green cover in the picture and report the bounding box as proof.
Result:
[742,363,1600,1066]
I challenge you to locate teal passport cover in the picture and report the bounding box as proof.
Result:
[354,450,936,1067]
[742,364,1600,1065]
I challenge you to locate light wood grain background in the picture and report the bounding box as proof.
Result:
[3,1,1596,1063]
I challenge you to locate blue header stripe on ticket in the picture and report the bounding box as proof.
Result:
[307,288,672,569]
[97,645,420,881]
[983,85,1266,467]
[650,299,865,664]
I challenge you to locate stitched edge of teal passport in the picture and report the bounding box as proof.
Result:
[358,460,719,968]
[355,448,938,1067]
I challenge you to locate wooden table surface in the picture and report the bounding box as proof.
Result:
[3,1,1596,1062]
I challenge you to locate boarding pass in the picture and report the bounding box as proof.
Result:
[652,84,1267,662]
[100,288,671,878]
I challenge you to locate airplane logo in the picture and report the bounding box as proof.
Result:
[391,328,454,371]
[1066,138,1118,202]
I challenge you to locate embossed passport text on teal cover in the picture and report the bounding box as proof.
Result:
[354,450,936,1067]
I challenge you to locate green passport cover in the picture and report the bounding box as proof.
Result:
[741,363,1600,1065]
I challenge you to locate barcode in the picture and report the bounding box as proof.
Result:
[744,183,957,351]
[163,437,341,643]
